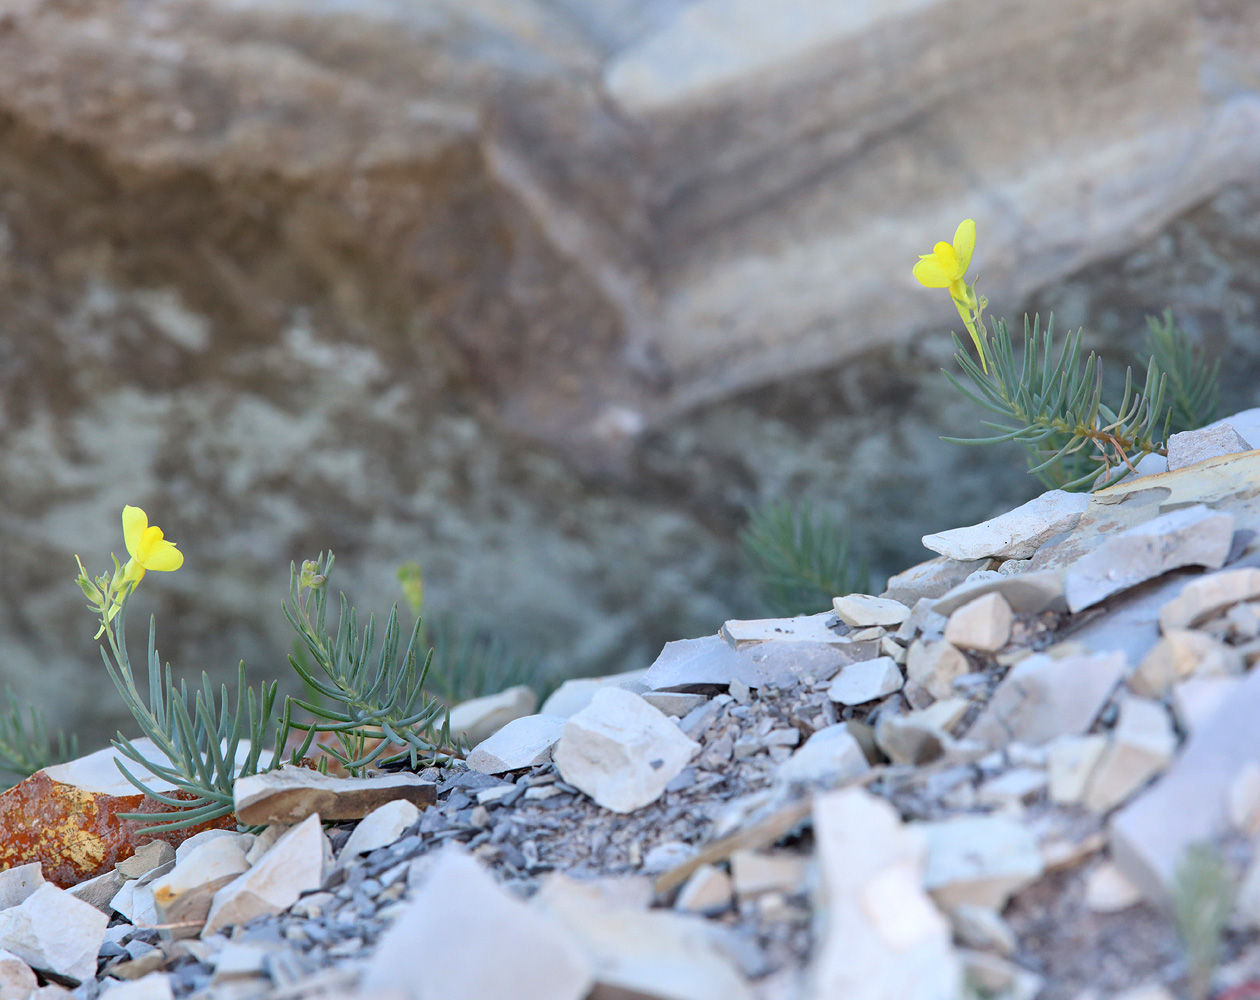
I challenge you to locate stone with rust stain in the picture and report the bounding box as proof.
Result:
[0,740,233,887]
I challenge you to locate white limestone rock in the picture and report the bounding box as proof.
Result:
[918,815,1044,912]
[932,568,1067,616]
[775,725,871,789]
[68,869,126,915]
[448,685,538,747]
[233,767,435,825]
[1083,862,1142,913]
[537,873,753,1000]
[0,884,108,983]
[150,835,252,934]
[553,688,699,813]
[643,634,864,691]
[1064,505,1235,612]
[922,490,1090,561]
[540,670,649,718]
[675,865,732,916]
[832,594,910,628]
[337,799,421,865]
[949,905,1017,957]
[109,880,157,927]
[966,651,1126,749]
[100,975,174,1000]
[468,714,567,774]
[944,593,1013,653]
[0,947,36,998]
[1166,423,1253,472]
[1159,568,1260,631]
[876,699,969,766]
[364,851,592,1000]
[905,640,971,701]
[203,814,329,936]
[721,613,844,648]
[1130,628,1244,698]
[730,850,806,897]
[1046,735,1108,805]
[1111,664,1260,904]
[1170,676,1242,735]
[882,556,989,607]
[1082,698,1176,813]
[0,865,43,911]
[807,788,959,1000]
[640,692,710,717]
[174,830,248,866]
[826,657,903,706]
[115,841,175,880]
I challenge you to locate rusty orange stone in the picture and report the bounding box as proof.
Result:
[0,745,235,887]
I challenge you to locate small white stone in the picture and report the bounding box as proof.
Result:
[720,613,845,648]
[832,594,910,628]
[1083,862,1142,913]
[0,947,36,997]
[1166,423,1253,471]
[948,905,1017,956]
[150,834,252,934]
[730,850,807,897]
[540,671,649,718]
[876,699,969,766]
[1130,628,1244,698]
[918,815,1044,912]
[976,768,1048,809]
[174,830,248,867]
[1083,698,1176,813]
[0,864,44,911]
[337,799,421,864]
[775,725,870,788]
[826,657,903,706]
[0,884,109,983]
[922,490,1090,561]
[944,594,1013,653]
[100,974,174,1000]
[448,685,539,747]
[1046,735,1108,805]
[1160,568,1260,631]
[467,714,567,774]
[553,688,699,813]
[674,865,732,916]
[1170,676,1243,735]
[906,640,971,700]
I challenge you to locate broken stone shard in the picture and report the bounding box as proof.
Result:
[447,685,538,746]
[674,864,733,916]
[1082,698,1176,813]
[0,883,109,983]
[467,714,567,775]
[1129,628,1244,698]
[932,568,1067,617]
[905,640,971,701]
[882,556,990,606]
[876,699,969,766]
[336,799,420,865]
[1064,505,1235,612]
[943,593,1013,653]
[832,594,910,628]
[918,815,1044,912]
[362,851,592,1000]
[966,651,1126,749]
[553,688,699,813]
[233,767,435,825]
[922,490,1091,561]
[149,834,251,935]
[1159,567,1260,631]
[775,725,872,789]
[540,670,650,718]
[721,613,845,648]
[1166,423,1253,472]
[642,634,868,691]
[0,864,43,911]
[826,657,903,706]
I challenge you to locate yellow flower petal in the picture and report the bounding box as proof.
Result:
[913,254,956,288]
[141,540,183,573]
[952,219,975,275]
[122,506,149,562]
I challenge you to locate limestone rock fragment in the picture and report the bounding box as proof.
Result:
[944,593,1013,652]
[448,685,538,746]
[553,689,699,813]
[1159,568,1260,631]
[826,657,903,706]
[832,594,910,627]
[882,557,989,606]
[149,834,252,934]
[906,640,970,700]
[362,851,593,1000]
[540,670,649,718]
[467,714,566,774]
[0,948,36,998]
[1129,628,1244,697]
[0,864,43,911]
[876,699,969,766]
[918,815,1044,912]
[0,883,109,983]
[643,634,870,691]
[336,799,420,864]
[674,864,732,916]
[1046,735,1108,805]
[922,490,1090,561]
[1166,423,1253,471]
[1082,698,1176,813]
[775,725,870,789]
[721,613,845,648]
[233,767,435,825]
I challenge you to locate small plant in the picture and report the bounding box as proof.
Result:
[284,553,459,776]
[0,689,77,788]
[76,506,307,833]
[739,500,869,616]
[916,220,1223,491]
[1173,842,1235,1000]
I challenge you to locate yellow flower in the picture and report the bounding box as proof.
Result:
[912,219,975,300]
[121,505,184,585]
[912,218,988,372]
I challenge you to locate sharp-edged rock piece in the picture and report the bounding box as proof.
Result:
[233,767,435,825]
[202,814,328,936]
[68,869,125,914]
[640,692,710,717]
[826,657,903,706]
[674,864,732,916]
[918,815,1044,912]
[944,593,1013,653]
[535,873,753,1000]
[1064,505,1235,612]
[905,640,971,701]
[882,556,990,606]
[1083,862,1142,913]
[149,835,251,935]
[1159,567,1260,631]
[1166,423,1253,472]
[1082,698,1176,813]
[0,947,36,997]
[932,569,1067,616]
[876,699,969,766]
[643,634,873,691]
[0,883,109,983]
[832,594,910,628]
[115,840,176,880]
[1171,676,1243,734]
[730,850,807,897]
[1111,662,1260,904]
[966,651,1126,749]
[448,685,538,746]
[775,725,871,789]
[806,788,959,1000]
[467,714,567,774]
[362,851,592,1000]
[553,688,699,813]
[1129,629,1244,697]
[336,799,420,865]
[721,613,844,648]
[1046,735,1108,805]
[540,670,650,718]
[0,864,43,911]
[922,490,1091,561]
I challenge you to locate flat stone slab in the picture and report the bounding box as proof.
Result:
[882,556,989,606]
[1166,423,1253,472]
[922,490,1090,561]
[832,595,910,627]
[467,715,567,774]
[642,635,876,691]
[234,768,436,826]
[720,612,846,648]
[1063,505,1235,612]
[826,658,903,706]
[1111,664,1260,904]
[932,569,1066,616]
